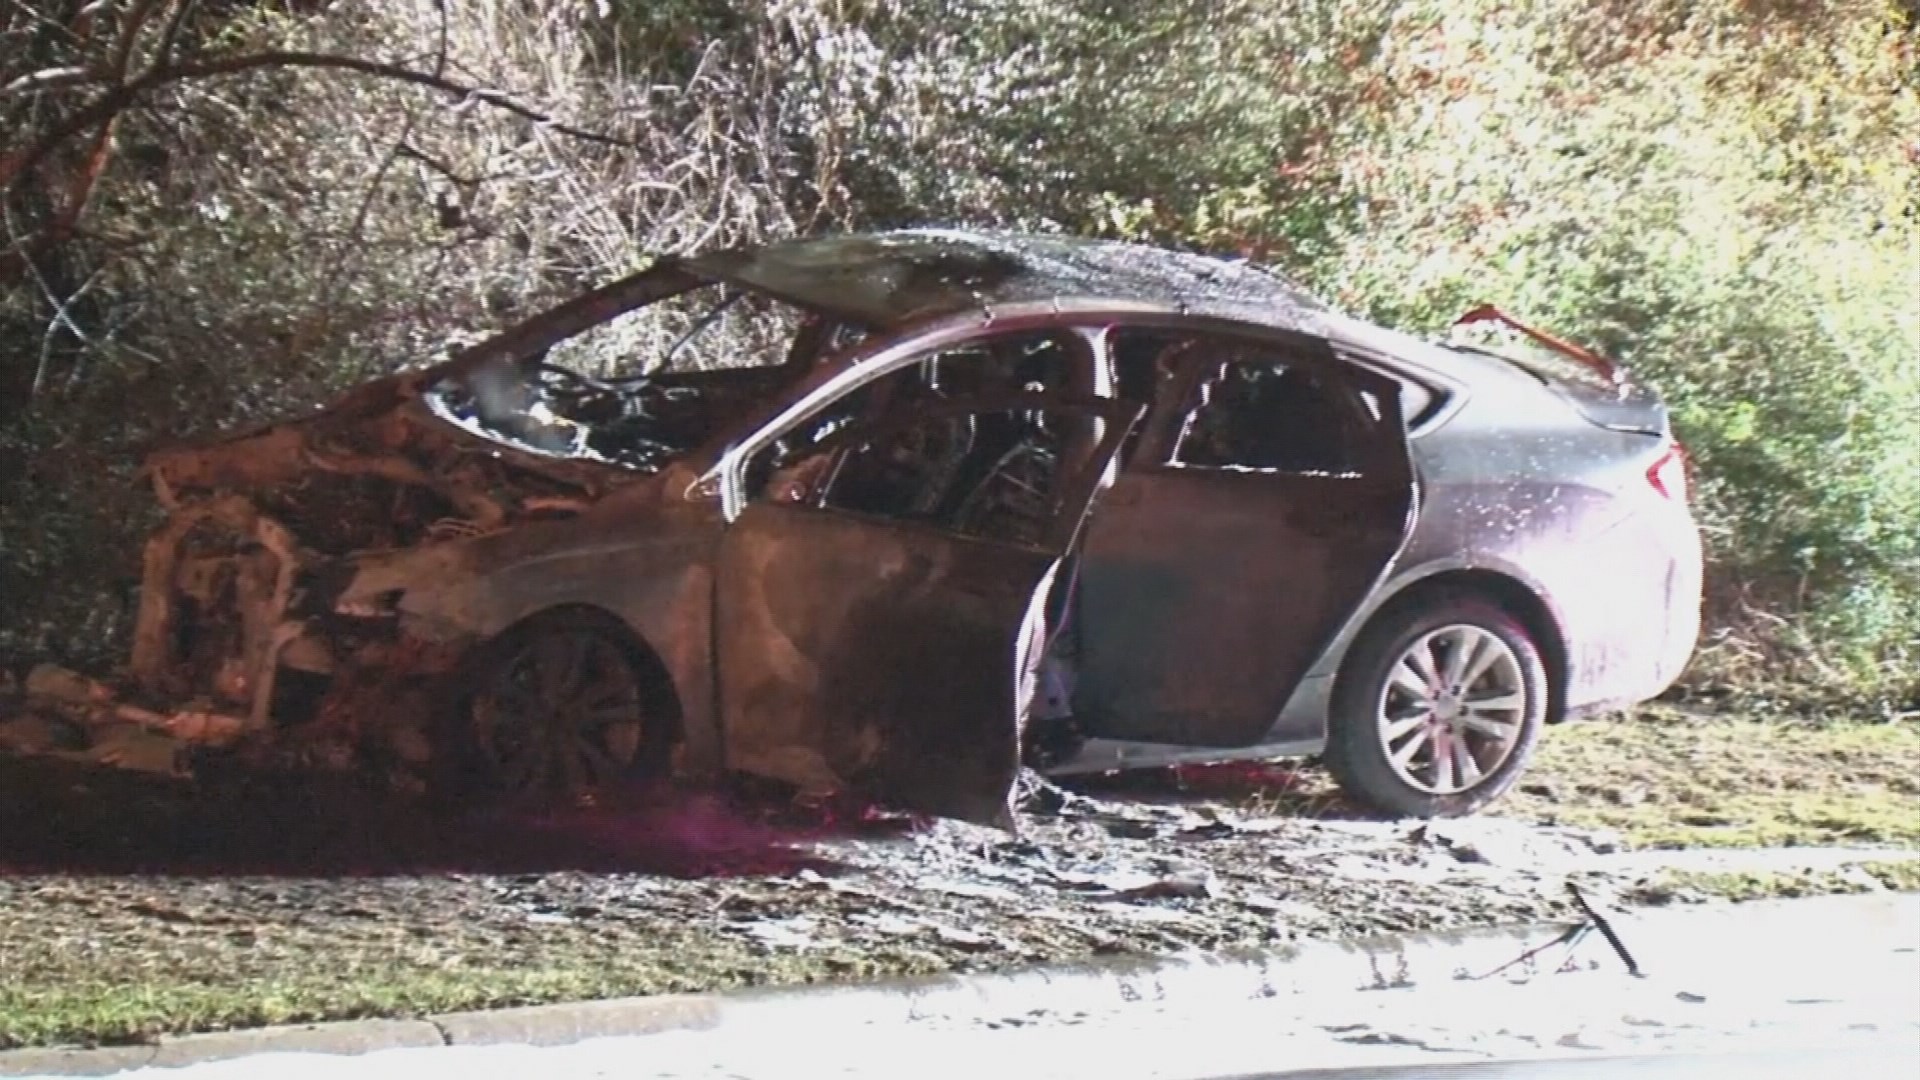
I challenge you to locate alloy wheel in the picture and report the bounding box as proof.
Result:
[469,626,647,801]
[1374,623,1528,795]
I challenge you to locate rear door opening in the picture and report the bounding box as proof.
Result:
[1069,327,1419,748]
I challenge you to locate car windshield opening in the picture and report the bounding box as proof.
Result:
[425,284,839,471]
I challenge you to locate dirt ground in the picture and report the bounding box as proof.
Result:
[2,706,1917,1050]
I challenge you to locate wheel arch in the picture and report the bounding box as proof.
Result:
[482,602,688,753]
[1345,568,1570,724]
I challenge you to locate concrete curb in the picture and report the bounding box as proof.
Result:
[4,892,1914,1077]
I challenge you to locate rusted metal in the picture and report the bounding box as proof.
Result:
[1452,304,1625,390]
[17,662,247,771]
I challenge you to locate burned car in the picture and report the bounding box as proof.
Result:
[130,230,1703,824]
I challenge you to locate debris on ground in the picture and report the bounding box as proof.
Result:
[1,737,1917,1049]
[5,663,251,777]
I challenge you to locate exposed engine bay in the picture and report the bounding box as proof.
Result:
[122,274,825,748]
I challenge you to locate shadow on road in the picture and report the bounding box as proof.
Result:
[0,756,904,879]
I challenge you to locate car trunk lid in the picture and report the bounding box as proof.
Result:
[1445,305,1670,437]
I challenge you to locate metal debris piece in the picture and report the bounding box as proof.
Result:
[25,663,113,706]
[0,714,69,755]
[1048,866,1219,902]
[11,662,249,773]
[85,723,188,776]
[1110,871,1220,902]
[850,912,925,936]
[932,923,1000,951]
[924,879,1025,903]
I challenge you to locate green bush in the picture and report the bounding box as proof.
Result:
[1288,0,1920,700]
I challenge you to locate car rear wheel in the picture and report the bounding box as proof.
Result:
[1325,596,1547,818]
[453,610,664,804]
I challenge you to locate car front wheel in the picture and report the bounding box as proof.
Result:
[1325,596,1547,818]
[450,610,665,805]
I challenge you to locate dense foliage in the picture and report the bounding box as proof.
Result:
[3,0,1915,708]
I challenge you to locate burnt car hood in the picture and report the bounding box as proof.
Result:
[143,369,648,557]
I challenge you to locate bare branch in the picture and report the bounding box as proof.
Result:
[1,67,94,96]
[110,0,167,75]
[144,0,200,81]
[10,47,630,194]
[429,0,447,79]
[2,42,633,286]
[393,140,523,189]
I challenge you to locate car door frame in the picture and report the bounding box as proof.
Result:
[1068,317,1421,748]
[703,319,1141,823]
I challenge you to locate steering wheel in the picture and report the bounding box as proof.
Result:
[529,363,637,424]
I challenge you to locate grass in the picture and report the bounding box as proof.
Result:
[0,950,893,1051]
[2,968,626,1052]
[1626,861,1920,906]
[1500,706,1920,850]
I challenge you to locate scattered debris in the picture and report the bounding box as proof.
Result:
[0,714,70,756]
[740,916,822,950]
[931,923,1000,951]
[8,663,250,776]
[25,663,114,705]
[1465,882,1642,982]
[1568,881,1641,977]
[1411,819,1624,869]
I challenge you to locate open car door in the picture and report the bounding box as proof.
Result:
[715,391,1141,825]
[1074,330,1417,746]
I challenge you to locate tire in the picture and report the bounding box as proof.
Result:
[442,608,669,805]
[1324,594,1548,818]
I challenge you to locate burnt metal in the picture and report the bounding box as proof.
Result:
[713,393,1141,826]
[468,619,649,799]
[685,229,1327,330]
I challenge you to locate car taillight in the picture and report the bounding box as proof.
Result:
[1647,442,1690,503]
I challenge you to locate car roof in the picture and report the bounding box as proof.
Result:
[680,228,1329,330]
[676,228,1598,416]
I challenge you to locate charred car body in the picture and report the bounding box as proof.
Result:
[132,230,1703,824]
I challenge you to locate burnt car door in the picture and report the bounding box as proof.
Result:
[1072,328,1417,746]
[711,355,1140,825]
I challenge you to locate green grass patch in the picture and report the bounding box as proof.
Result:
[1624,862,1920,906]
[0,920,946,1050]
[1502,708,1920,850]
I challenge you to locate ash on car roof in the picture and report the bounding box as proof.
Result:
[683,229,1328,329]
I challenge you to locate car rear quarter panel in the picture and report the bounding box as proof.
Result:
[1275,359,1700,740]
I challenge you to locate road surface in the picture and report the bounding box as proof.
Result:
[67,898,1915,1080]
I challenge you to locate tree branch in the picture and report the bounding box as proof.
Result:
[2,41,631,285]
[7,47,629,192]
